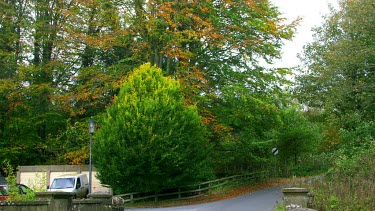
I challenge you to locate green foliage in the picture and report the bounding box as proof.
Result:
[274,202,286,211]
[46,119,90,165]
[287,153,331,177]
[208,84,282,175]
[309,146,375,210]
[0,0,301,192]
[27,171,47,192]
[272,107,321,165]
[94,63,214,194]
[329,195,339,210]
[0,0,296,170]
[0,76,67,167]
[2,161,35,201]
[296,0,375,154]
[3,161,20,201]
[338,119,375,156]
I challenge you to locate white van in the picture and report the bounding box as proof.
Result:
[47,173,89,198]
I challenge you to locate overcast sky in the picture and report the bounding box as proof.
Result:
[269,0,339,68]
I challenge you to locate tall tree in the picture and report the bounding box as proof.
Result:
[124,0,297,84]
[295,0,375,150]
[0,0,71,166]
[208,84,282,174]
[0,0,27,79]
[94,63,213,193]
[0,0,298,169]
[273,107,321,165]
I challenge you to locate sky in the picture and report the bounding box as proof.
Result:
[269,0,339,68]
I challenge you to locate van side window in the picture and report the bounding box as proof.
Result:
[76,178,81,189]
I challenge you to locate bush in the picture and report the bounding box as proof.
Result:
[94,63,214,194]
[288,153,332,177]
[274,107,322,166]
[28,171,47,192]
[309,146,375,210]
[2,161,35,201]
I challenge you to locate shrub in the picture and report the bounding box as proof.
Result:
[94,63,214,194]
[2,161,35,201]
[309,146,375,210]
[288,153,332,177]
[28,171,47,192]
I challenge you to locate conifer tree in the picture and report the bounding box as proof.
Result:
[94,63,213,193]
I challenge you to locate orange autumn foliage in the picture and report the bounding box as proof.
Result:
[64,145,89,165]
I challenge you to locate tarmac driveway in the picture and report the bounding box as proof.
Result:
[126,186,283,211]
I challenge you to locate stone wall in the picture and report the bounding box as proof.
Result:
[0,192,113,211]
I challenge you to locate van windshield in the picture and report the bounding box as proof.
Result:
[50,178,75,189]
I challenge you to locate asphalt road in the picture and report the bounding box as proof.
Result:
[126,186,283,211]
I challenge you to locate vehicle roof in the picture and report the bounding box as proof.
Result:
[54,173,87,178]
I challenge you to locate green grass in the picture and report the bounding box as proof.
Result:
[274,202,285,211]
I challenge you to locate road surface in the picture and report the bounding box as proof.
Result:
[126,186,283,211]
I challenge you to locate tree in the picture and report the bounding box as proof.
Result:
[94,63,213,193]
[120,0,297,97]
[0,0,29,166]
[295,0,375,151]
[205,84,282,175]
[0,0,298,170]
[0,0,26,79]
[273,107,321,166]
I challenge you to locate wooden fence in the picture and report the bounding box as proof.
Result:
[115,171,268,203]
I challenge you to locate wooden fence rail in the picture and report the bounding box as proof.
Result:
[115,171,268,203]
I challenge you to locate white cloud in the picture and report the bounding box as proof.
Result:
[269,0,339,68]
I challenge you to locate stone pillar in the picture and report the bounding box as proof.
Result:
[282,188,309,208]
[36,192,74,211]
